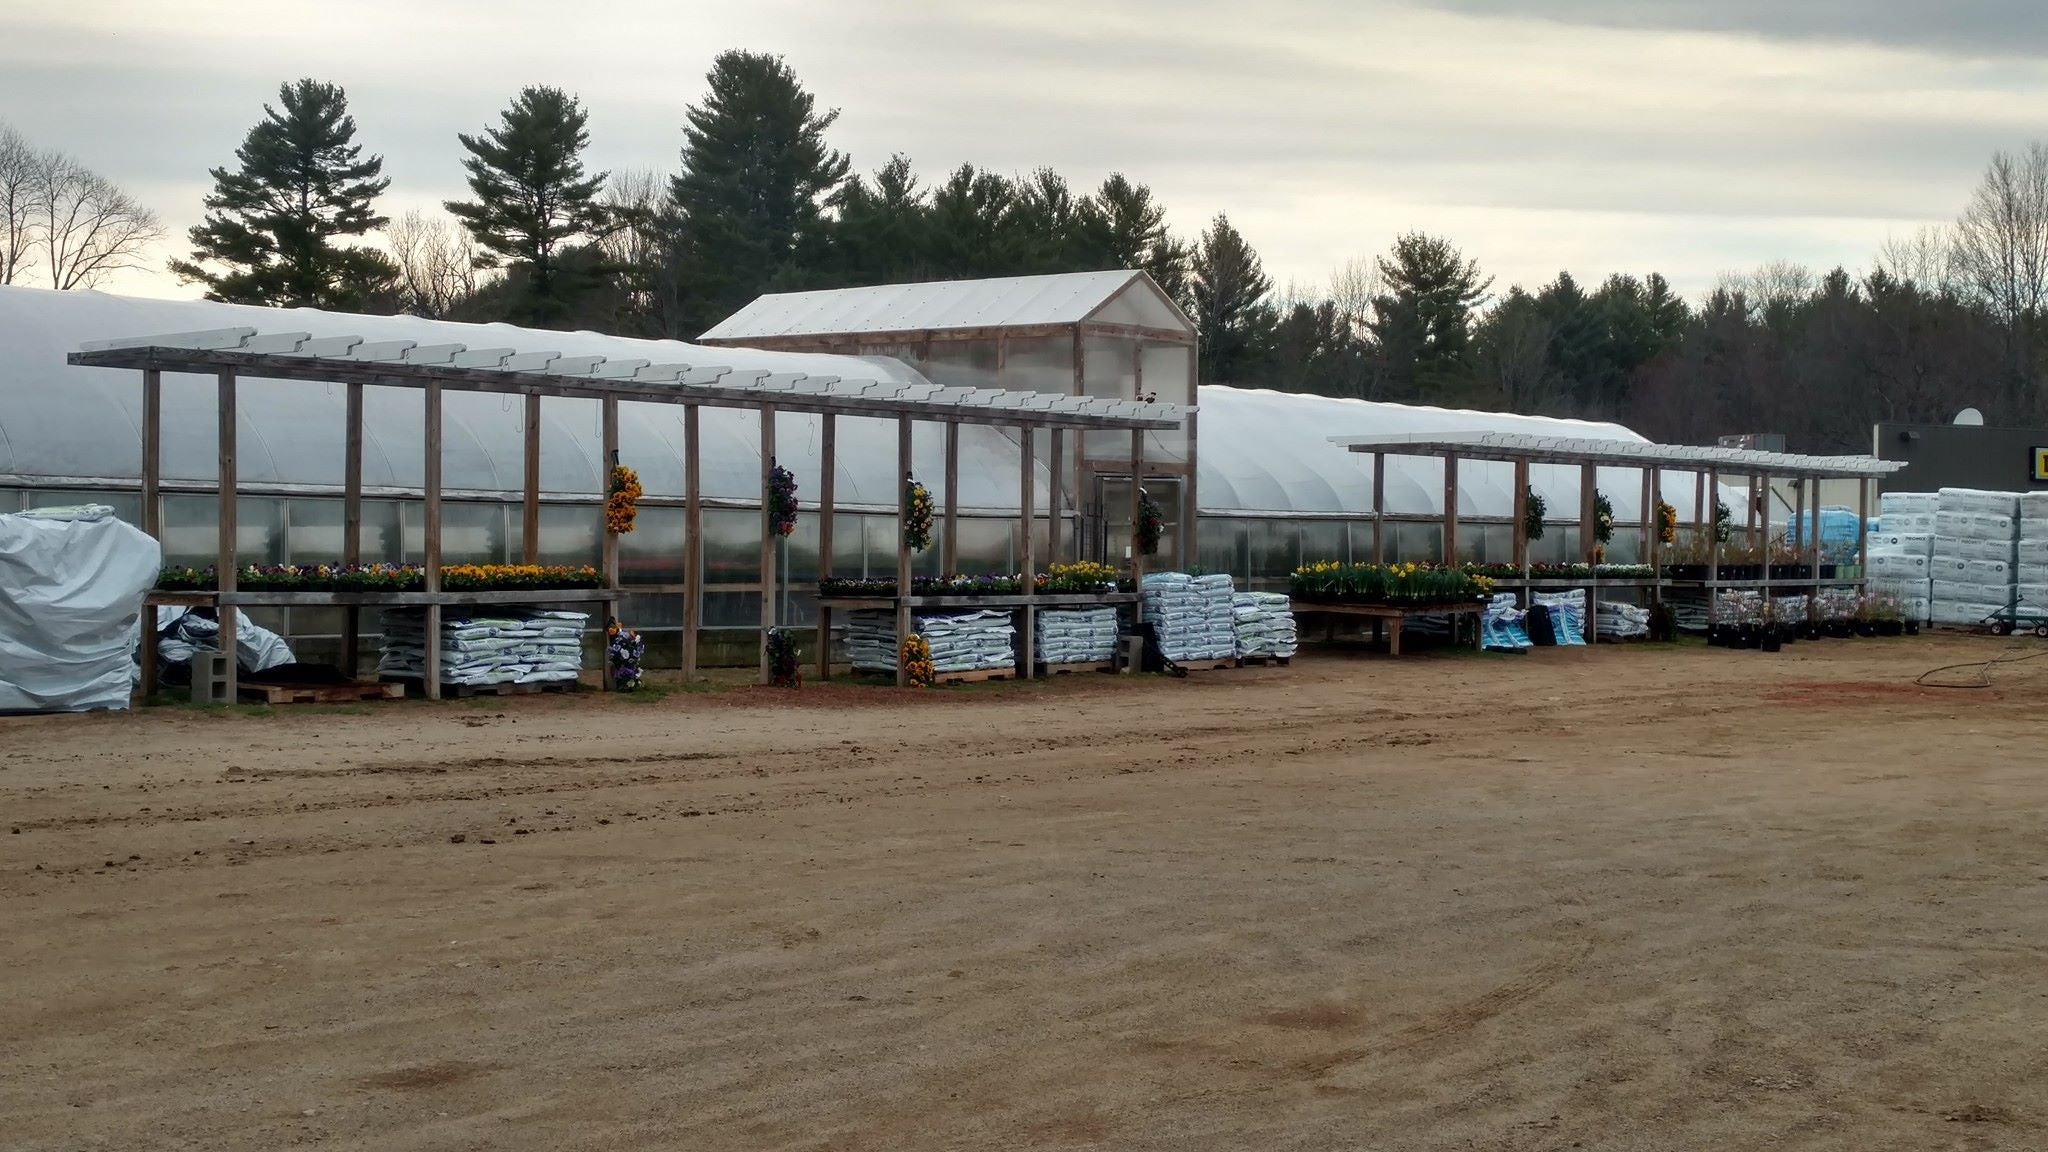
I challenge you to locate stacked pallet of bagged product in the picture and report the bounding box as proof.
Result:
[1596,600,1651,640]
[1532,589,1588,646]
[2017,492,2048,610]
[1036,607,1120,666]
[845,608,1016,675]
[1480,593,1532,650]
[1867,490,1937,623]
[1231,592,1298,659]
[1139,572,1236,663]
[378,608,587,686]
[1929,488,2018,626]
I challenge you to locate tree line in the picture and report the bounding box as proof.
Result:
[7,50,2048,454]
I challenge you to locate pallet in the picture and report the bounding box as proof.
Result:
[1037,661,1113,676]
[1176,658,1239,672]
[1236,654,1293,667]
[237,680,405,705]
[934,667,1016,685]
[380,677,579,698]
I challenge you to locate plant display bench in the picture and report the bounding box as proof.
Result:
[1294,600,1485,656]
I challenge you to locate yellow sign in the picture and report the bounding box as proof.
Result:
[2036,446,2048,482]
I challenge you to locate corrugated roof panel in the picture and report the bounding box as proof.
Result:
[700,270,1169,341]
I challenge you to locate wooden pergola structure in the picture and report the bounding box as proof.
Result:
[1329,432,1907,642]
[72,327,1180,701]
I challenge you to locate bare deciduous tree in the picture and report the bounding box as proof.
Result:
[1875,225,1961,295]
[386,209,482,319]
[34,153,161,290]
[0,123,40,285]
[1953,142,2048,414]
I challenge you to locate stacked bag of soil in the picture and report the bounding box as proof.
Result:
[846,609,1016,676]
[1867,490,1935,625]
[378,608,587,686]
[1531,589,1588,645]
[2018,493,2048,612]
[1139,572,1237,663]
[1231,592,1298,659]
[1596,600,1651,640]
[1036,607,1120,666]
[1929,488,2018,626]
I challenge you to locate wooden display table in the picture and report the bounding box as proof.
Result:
[1293,600,1485,656]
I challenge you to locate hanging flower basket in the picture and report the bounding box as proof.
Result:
[903,474,935,553]
[1523,487,1547,542]
[767,462,799,538]
[1592,490,1614,546]
[605,617,644,691]
[1135,488,1164,557]
[900,632,934,688]
[1713,499,1733,543]
[766,627,801,688]
[1655,500,1678,545]
[605,464,642,535]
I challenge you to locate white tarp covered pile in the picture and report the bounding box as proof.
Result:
[2018,492,2048,610]
[1869,490,1936,623]
[1597,600,1651,639]
[1928,488,2018,626]
[0,506,160,712]
[1140,573,1236,663]
[1532,589,1588,645]
[1036,607,1119,666]
[847,609,1016,675]
[377,608,587,686]
[1231,592,1298,659]
[155,606,295,676]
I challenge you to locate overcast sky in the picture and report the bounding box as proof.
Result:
[4,0,2044,307]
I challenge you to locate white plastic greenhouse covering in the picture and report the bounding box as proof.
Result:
[0,285,1702,521]
[701,269,1188,341]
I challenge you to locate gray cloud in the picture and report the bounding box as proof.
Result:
[1412,0,2048,56]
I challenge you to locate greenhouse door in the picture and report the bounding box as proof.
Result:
[1089,475,1181,567]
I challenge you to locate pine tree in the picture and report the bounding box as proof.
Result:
[926,164,1015,278]
[831,154,933,286]
[668,51,849,335]
[1189,214,1275,383]
[445,86,609,325]
[1367,233,1492,401]
[169,79,394,308]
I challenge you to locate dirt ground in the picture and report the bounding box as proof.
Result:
[5,635,2048,1151]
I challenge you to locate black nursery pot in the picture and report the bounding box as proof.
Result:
[1905,619,1921,635]
[1761,629,1782,652]
[1737,623,1759,649]
[1878,619,1904,636]
[1829,620,1853,638]
[1856,621,1877,637]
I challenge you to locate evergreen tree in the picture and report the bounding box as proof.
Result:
[668,51,849,335]
[831,154,934,286]
[1189,213,1275,383]
[1367,233,1492,401]
[169,79,394,308]
[1002,168,1086,272]
[445,85,609,325]
[926,164,1015,278]
[1077,173,1192,309]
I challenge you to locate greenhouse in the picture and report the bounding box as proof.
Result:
[3,277,1718,664]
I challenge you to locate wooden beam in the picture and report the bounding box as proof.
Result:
[423,380,443,701]
[1511,458,1529,574]
[1047,427,1064,566]
[1706,469,1721,594]
[817,413,836,682]
[601,395,619,692]
[1129,428,1145,587]
[942,422,959,574]
[139,369,161,699]
[697,319,1194,351]
[1580,462,1598,643]
[896,416,913,688]
[1018,424,1036,679]
[1182,405,1199,571]
[759,405,776,686]
[341,381,364,679]
[217,370,239,705]
[682,405,701,683]
[1371,452,1386,564]
[1442,454,1460,566]
[521,393,540,564]
[1856,477,1870,581]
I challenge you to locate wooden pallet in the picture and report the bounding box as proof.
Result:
[1176,658,1239,672]
[1037,661,1113,676]
[381,677,579,698]
[934,667,1016,685]
[1236,654,1293,667]
[237,680,405,705]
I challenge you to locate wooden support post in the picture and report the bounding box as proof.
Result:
[1580,462,1598,643]
[817,414,836,682]
[896,416,913,688]
[1019,424,1036,679]
[1442,454,1460,566]
[1182,406,1199,571]
[1511,458,1530,575]
[341,381,363,679]
[601,396,619,691]
[1129,427,1146,587]
[522,393,541,564]
[1648,467,1663,597]
[1372,452,1386,564]
[1639,466,1653,568]
[1705,468,1721,614]
[423,381,443,701]
[758,405,776,686]
[942,422,959,575]
[1694,471,1707,538]
[139,369,161,699]
[682,406,701,683]
[1745,475,1760,547]
[217,370,239,705]
[1856,477,1871,585]
[1047,427,1064,566]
